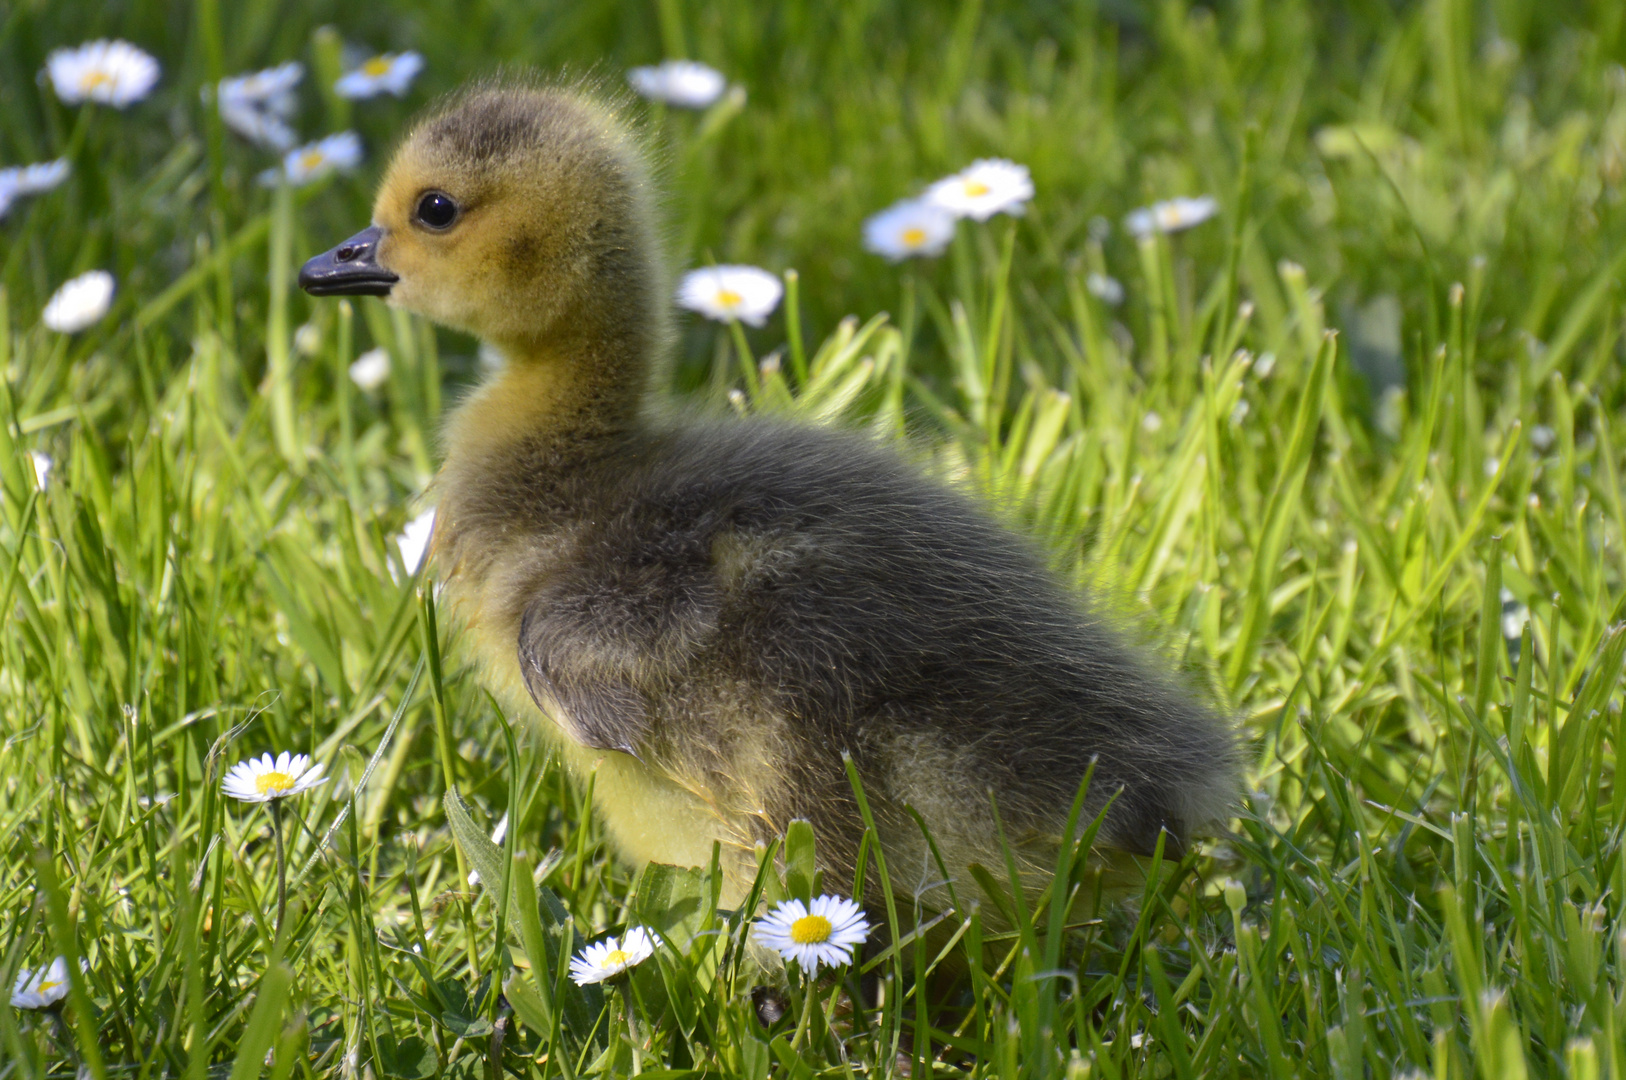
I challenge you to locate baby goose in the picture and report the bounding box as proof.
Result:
[300,82,1239,911]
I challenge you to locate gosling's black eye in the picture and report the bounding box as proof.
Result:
[416,191,457,230]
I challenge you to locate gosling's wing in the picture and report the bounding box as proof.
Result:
[512,544,721,760]
[517,598,652,758]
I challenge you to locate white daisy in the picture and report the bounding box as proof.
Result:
[627,60,727,109]
[334,52,424,100]
[28,451,52,490]
[349,347,390,390]
[42,270,115,333]
[1086,272,1125,306]
[0,159,69,221]
[924,159,1034,222]
[220,751,327,804]
[214,62,303,150]
[569,926,656,985]
[863,199,956,261]
[219,101,298,152]
[396,507,436,576]
[753,894,870,977]
[11,956,75,1009]
[219,61,303,108]
[676,266,783,327]
[46,40,160,108]
[0,159,70,199]
[257,132,363,188]
[1124,195,1219,238]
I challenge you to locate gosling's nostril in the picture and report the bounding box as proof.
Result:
[300,225,394,297]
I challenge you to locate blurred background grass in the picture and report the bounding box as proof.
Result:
[4,0,1626,1077]
[4,0,1622,397]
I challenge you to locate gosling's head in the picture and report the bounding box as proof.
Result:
[300,82,665,359]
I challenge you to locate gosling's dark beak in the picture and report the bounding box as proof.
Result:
[298,225,398,297]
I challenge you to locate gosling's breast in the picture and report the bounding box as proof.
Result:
[436,509,762,901]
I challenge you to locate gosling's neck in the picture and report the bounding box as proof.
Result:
[434,252,670,566]
[443,320,655,468]
[433,325,656,578]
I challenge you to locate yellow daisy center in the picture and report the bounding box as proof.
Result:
[298,150,326,171]
[79,70,114,92]
[363,57,392,77]
[256,771,295,795]
[38,979,62,993]
[901,227,927,246]
[790,914,832,944]
[963,180,991,197]
[716,289,743,308]
[603,949,632,967]
[1158,206,1181,227]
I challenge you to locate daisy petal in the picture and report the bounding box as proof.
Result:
[754,894,870,977]
[1124,195,1219,238]
[675,266,783,327]
[627,61,727,109]
[334,52,424,100]
[10,956,76,1009]
[42,271,115,333]
[569,926,657,985]
[46,40,160,108]
[863,199,957,261]
[924,159,1033,222]
[220,751,328,803]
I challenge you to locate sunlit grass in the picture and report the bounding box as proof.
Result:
[4,1,1626,1077]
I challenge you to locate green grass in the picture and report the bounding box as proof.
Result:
[4,0,1626,1076]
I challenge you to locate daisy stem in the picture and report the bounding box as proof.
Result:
[728,319,759,398]
[619,981,643,1074]
[789,966,817,1053]
[271,799,287,935]
[49,1006,80,1071]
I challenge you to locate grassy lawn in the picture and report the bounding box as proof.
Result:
[4,0,1626,1076]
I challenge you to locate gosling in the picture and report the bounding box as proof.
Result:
[299,81,1239,911]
